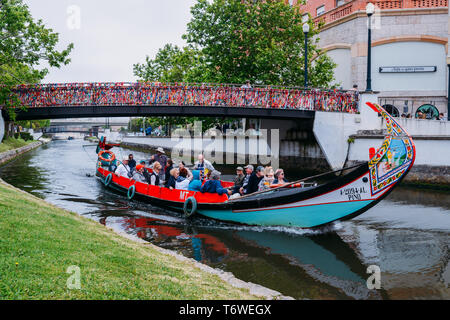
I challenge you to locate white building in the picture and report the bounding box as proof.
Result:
[297,0,449,118]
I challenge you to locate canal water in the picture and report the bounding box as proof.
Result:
[1,139,449,299]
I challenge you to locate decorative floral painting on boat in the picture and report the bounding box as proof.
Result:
[376,138,407,178]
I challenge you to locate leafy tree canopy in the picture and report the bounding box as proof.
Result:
[133,44,207,83]
[134,0,335,87]
[0,0,73,121]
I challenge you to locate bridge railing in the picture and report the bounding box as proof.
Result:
[9,82,359,113]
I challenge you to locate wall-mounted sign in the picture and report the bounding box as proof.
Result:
[379,66,437,73]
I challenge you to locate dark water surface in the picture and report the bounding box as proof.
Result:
[1,140,449,299]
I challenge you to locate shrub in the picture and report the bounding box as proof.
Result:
[14,132,34,141]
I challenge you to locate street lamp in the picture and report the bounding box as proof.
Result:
[447,57,450,121]
[365,2,375,92]
[303,23,310,88]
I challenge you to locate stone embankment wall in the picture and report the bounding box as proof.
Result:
[0,141,43,166]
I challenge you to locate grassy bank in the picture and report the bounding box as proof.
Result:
[0,137,35,154]
[0,181,258,299]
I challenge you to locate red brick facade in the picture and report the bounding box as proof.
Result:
[296,0,448,24]
[298,0,340,19]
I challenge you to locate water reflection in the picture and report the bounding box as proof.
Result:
[0,139,448,299]
[229,230,385,299]
[386,186,450,210]
[338,223,450,299]
[0,146,49,198]
[124,217,229,263]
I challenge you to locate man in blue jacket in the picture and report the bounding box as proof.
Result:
[200,170,231,196]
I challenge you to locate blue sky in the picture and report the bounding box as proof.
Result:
[25,0,196,83]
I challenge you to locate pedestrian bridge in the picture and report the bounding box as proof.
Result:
[3,82,359,121]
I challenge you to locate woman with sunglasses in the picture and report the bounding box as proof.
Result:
[273,169,288,185]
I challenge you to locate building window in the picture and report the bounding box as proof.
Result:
[302,14,309,23]
[316,5,325,16]
[382,104,400,117]
[288,0,295,6]
[416,104,440,120]
[336,0,345,7]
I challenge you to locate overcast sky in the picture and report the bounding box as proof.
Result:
[25,0,197,83]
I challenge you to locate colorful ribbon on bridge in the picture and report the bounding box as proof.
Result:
[9,83,359,113]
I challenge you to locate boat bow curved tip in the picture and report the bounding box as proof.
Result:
[365,102,416,196]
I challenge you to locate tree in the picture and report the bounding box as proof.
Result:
[133,44,207,83]
[129,115,232,135]
[16,119,50,130]
[0,0,73,137]
[133,0,337,133]
[134,0,336,87]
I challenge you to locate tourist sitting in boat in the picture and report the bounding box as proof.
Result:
[132,164,147,183]
[240,165,253,190]
[273,168,288,185]
[240,166,264,195]
[175,168,192,190]
[115,156,132,178]
[194,154,215,173]
[178,161,193,180]
[188,170,202,192]
[231,166,245,194]
[138,160,151,184]
[128,154,136,173]
[149,147,167,181]
[165,168,178,190]
[258,167,275,191]
[108,159,118,173]
[164,159,173,184]
[179,167,193,181]
[149,161,162,186]
[200,170,231,196]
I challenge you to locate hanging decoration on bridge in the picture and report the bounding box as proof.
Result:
[10,83,359,113]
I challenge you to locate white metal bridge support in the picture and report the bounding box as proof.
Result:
[313,92,381,170]
[0,111,5,142]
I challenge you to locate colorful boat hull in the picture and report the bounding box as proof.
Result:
[197,171,392,228]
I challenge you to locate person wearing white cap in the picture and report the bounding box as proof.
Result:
[115,156,132,178]
[149,147,167,181]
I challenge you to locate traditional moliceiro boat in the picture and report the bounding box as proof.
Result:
[95,103,415,228]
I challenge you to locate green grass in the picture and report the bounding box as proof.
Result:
[0,181,259,300]
[0,138,34,154]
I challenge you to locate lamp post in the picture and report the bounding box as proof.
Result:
[303,23,310,88]
[447,57,450,121]
[365,3,375,92]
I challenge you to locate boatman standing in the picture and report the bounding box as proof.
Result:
[115,156,132,178]
[149,147,167,181]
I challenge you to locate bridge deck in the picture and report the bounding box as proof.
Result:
[3,83,358,120]
[5,105,315,121]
